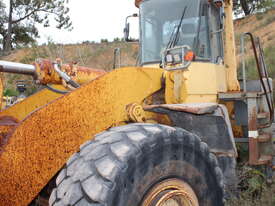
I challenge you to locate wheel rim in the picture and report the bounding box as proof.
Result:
[141,178,199,206]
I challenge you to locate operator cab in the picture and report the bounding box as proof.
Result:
[138,0,224,67]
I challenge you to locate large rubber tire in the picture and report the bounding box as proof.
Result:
[49,124,224,206]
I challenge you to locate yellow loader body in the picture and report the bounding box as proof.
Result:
[0,0,246,205]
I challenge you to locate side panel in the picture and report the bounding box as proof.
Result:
[0,67,163,206]
[0,75,3,109]
[165,62,227,104]
[146,103,238,192]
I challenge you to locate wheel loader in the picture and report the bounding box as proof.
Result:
[0,0,274,205]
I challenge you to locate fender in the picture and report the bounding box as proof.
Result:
[145,103,238,191]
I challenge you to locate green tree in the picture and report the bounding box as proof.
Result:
[233,0,275,16]
[100,38,108,43]
[0,0,72,53]
[0,1,6,47]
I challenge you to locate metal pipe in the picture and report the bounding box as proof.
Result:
[0,60,36,76]
[241,34,247,92]
[245,32,273,124]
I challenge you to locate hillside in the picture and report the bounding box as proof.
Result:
[0,41,139,95]
[0,8,275,206]
[235,9,275,55]
[1,9,275,68]
[1,9,275,69]
[1,42,139,71]
[1,9,275,94]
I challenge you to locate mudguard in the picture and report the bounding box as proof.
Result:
[145,103,238,192]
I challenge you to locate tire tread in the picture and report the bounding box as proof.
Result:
[50,124,224,206]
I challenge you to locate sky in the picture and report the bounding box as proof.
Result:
[2,1,245,45]
[37,0,140,44]
[2,0,140,44]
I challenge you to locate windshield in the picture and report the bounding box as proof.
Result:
[140,0,211,64]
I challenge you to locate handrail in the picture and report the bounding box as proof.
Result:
[240,32,274,123]
[113,48,121,69]
[241,34,247,92]
[257,37,274,123]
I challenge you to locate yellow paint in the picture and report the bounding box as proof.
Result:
[165,62,227,104]
[142,0,240,95]
[0,1,243,205]
[0,67,163,206]
[224,0,240,91]
[0,85,64,121]
[72,71,105,85]
[0,75,3,109]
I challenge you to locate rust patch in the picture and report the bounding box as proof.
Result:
[248,106,257,131]
[248,106,259,165]
[0,116,19,125]
[0,116,19,153]
[35,59,106,85]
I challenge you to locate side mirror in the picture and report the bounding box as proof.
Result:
[124,13,138,42]
[213,0,225,29]
[124,23,130,41]
[209,0,225,34]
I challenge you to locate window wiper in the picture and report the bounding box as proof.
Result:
[193,2,203,56]
[166,6,187,50]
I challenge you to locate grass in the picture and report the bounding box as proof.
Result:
[238,45,275,78]
[235,33,242,46]
[255,15,275,30]
[1,41,139,98]
[226,144,275,205]
[262,15,275,27]
[3,88,19,97]
[226,163,275,205]
[227,177,275,206]
[256,13,265,21]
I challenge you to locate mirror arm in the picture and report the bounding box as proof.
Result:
[123,13,138,42]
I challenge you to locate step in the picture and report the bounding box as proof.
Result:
[257,112,270,120]
[258,133,272,143]
[236,133,272,143]
[250,155,272,165]
[235,138,249,143]
[218,92,262,101]
[256,155,272,165]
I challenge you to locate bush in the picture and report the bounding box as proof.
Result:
[113,37,121,42]
[256,13,265,20]
[100,39,108,43]
[238,45,275,80]
[4,88,19,97]
[257,15,275,29]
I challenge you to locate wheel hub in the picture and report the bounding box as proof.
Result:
[142,179,199,206]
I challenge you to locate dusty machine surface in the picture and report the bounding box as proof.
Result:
[0,0,274,205]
